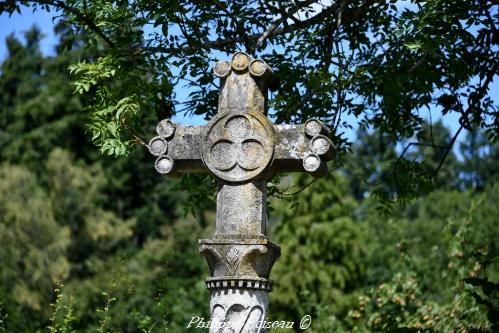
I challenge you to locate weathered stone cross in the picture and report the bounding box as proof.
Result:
[148,52,335,332]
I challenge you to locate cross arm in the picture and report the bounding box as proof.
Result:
[272,119,336,177]
[148,119,207,175]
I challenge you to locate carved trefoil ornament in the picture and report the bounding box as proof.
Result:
[202,110,275,182]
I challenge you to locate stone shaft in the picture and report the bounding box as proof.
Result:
[215,181,266,238]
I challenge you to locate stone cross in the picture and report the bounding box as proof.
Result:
[148,52,335,332]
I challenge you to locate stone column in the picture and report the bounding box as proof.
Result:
[146,51,335,332]
[197,52,281,332]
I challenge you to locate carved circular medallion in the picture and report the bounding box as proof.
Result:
[310,135,332,155]
[214,60,231,78]
[202,110,275,182]
[155,155,174,174]
[303,153,321,172]
[249,59,267,77]
[156,119,176,138]
[231,52,250,72]
[304,119,324,137]
[148,136,168,156]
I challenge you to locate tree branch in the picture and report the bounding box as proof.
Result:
[147,0,377,55]
[278,164,341,197]
[208,0,251,52]
[479,0,498,35]
[430,60,499,178]
[251,0,320,53]
[29,0,115,47]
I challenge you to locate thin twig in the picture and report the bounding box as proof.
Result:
[280,164,341,196]
[209,0,250,51]
[427,106,435,146]
[121,119,147,147]
[392,141,448,192]
[429,126,463,178]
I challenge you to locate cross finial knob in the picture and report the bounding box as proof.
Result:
[215,52,272,115]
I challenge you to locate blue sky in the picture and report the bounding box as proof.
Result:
[0,8,210,126]
[1,7,496,151]
[0,7,59,59]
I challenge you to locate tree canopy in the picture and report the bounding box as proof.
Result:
[1,0,498,204]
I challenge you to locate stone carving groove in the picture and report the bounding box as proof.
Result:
[226,248,240,275]
[210,289,267,333]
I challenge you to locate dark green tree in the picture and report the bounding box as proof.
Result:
[0,28,209,332]
[459,128,499,190]
[269,173,366,331]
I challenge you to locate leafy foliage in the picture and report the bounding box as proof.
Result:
[1,0,497,201]
[48,286,76,333]
[464,247,499,332]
